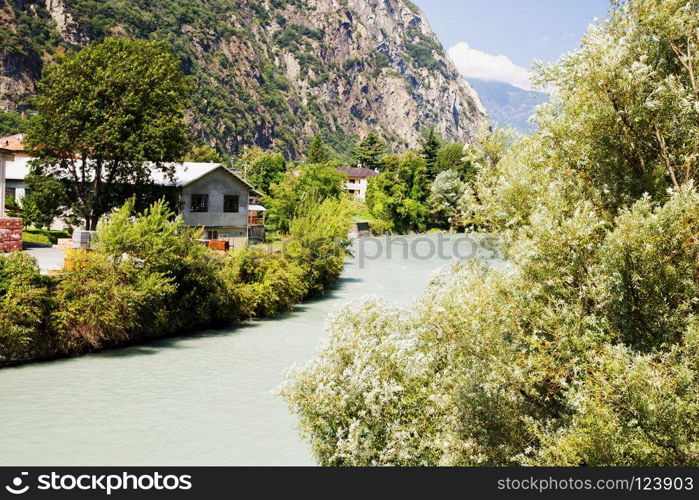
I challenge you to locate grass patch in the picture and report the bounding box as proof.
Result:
[22,228,71,245]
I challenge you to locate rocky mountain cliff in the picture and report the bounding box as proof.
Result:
[0,0,487,157]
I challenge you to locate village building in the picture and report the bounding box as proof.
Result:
[0,134,30,160]
[1,136,265,246]
[337,166,379,200]
[0,147,16,218]
[2,155,30,208]
[155,162,265,246]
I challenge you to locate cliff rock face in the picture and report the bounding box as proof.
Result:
[0,0,487,156]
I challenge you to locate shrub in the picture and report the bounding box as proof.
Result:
[94,198,231,333]
[53,252,175,351]
[592,187,699,351]
[265,163,346,232]
[224,247,308,318]
[0,254,52,359]
[288,198,352,295]
[282,185,699,466]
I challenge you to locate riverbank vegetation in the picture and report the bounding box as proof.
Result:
[0,196,351,366]
[281,0,699,466]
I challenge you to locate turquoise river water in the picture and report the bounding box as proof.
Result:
[0,234,497,465]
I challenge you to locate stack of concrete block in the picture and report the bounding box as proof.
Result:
[0,218,23,253]
[72,230,97,249]
[54,238,73,251]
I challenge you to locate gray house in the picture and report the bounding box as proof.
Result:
[156,162,264,247]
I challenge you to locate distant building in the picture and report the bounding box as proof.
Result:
[0,147,16,218]
[247,191,266,244]
[337,166,379,200]
[0,134,29,160]
[2,156,30,208]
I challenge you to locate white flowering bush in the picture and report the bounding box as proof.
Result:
[282,187,699,466]
[281,0,699,466]
[280,298,467,465]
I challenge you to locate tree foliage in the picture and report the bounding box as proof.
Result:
[307,135,330,164]
[265,162,346,232]
[20,173,69,229]
[282,0,699,466]
[366,151,430,233]
[420,127,441,178]
[25,37,193,229]
[353,131,385,170]
[238,148,287,195]
[184,145,224,163]
[0,110,27,136]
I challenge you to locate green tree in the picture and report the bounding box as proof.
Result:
[354,131,385,169]
[0,110,27,136]
[530,0,699,210]
[265,163,346,232]
[184,144,223,163]
[429,169,465,229]
[434,142,464,175]
[366,151,430,233]
[420,127,441,178]
[21,173,69,229]
[26,37,193,229]
[307,135,330,163]
[243,151,287,194]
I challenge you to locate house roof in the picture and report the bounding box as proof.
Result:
[0,147,16,159]
[2,158,261,195]
[153,162,259,191]
[0,134,26,153]
[338,166,380,178]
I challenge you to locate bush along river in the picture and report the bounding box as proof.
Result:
[0,233,501,465]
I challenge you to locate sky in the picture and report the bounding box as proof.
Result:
[413,0,610,90]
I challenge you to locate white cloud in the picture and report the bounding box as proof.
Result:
[447,42,533,90]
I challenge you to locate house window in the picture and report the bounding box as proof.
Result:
[349,178,356,184]
[191,194,208,212]
[5,187,16,202]
[206,229,219,240]
[223,195,239,213]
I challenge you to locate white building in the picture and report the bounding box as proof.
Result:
[3,156,30,208]
[0,147,16,218]
[1,147,265,244]
[337,166,379,200]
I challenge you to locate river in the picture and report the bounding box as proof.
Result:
[0,234,496,466]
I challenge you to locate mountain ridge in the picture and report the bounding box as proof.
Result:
[467,78,548,133]
[0,0,488,157]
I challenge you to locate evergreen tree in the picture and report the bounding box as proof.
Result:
[420,127,441,178]
[354,131,385,170]
[307,135,330,164]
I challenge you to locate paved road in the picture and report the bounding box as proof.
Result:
[23,245,65,273]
